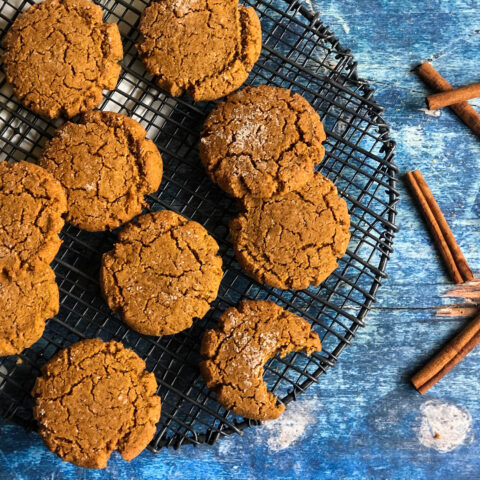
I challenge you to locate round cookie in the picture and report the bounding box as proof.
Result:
[230,173,350,290]
[101,210,223,336]
[137,0,262,101]
[2,0,123,118]
[32,339,161,469]
[0,264,58,356]
[39,111,163,232]
[0,161,67,274]
[200,85,326,199]
[200,300,321,420]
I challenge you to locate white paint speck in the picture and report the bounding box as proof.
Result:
[323,6,350,35]
[334,119,348,134]
[262,397,318,451]
[417,399,473,453]
[419,108,441,118]
[401,124,425,152]
[217,437,234,456]
[397,124,460,159]
[303,0,314,11]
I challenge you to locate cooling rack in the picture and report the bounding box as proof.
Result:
[0,0,399,450]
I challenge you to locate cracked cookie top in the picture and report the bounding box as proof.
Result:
[0,264,58,356]
[101,210,223,336]
[32,338,161,469]
[200,300,321,420]
[137,0,262,101]
[2,0,123,118]
[230,173,350,290]
[39,111,163,232]
[0,161,67,274]
[200,85,326,198]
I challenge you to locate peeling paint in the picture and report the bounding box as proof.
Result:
[437,280,480,318]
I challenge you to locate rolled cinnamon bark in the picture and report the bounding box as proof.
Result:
[405,169,474,284]
[412,313,480,394]
[427,82,480,110]
[417,62,480,138]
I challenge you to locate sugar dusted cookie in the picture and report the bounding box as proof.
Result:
[230,173,350,289]
[0,161,66,274]
[101,210,223,336]
[39,111,163,232]
[2,0,123,118]
[0,264,58,356]
[32,339,161,469]
[137,0,261,101]
[200,300,321,420]
[200,85,326,198]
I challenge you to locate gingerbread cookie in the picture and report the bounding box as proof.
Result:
[0,161,67,274]
[32,338,161,468]
[101,210,223,336]
[2,0,123,118]
[200,300,321,420]
[137,0,261,101]
[0,264,58,356]
[230,173,350,290]
[200,85,326,198]
[39,111,163,232]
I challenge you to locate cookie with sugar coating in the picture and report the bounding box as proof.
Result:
[32,338,161,469]
[39,111,163,232]
[200,300,321,420]
[137,0,261,101]
[200,85,326,199]
[2,0,123,118]
[101,210,223,336]
[0,161,66,274]
[230,173,350,289]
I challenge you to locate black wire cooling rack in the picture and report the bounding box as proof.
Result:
[0,0,399,450]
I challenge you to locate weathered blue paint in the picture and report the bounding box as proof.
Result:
[1,0,480,478]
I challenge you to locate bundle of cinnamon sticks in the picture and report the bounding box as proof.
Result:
[407,62,479,394]
[418,62,480,137]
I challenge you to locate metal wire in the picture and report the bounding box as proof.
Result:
[0,0,399,450]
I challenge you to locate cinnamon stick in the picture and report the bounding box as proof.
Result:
[405,170,474,284]
[412,312,480,394]
[427,82,480,110]
[416,62,480,137]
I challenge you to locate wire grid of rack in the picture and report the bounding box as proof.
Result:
[0,0,398,450]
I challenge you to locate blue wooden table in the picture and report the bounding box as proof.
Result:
[1,0,480,478]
